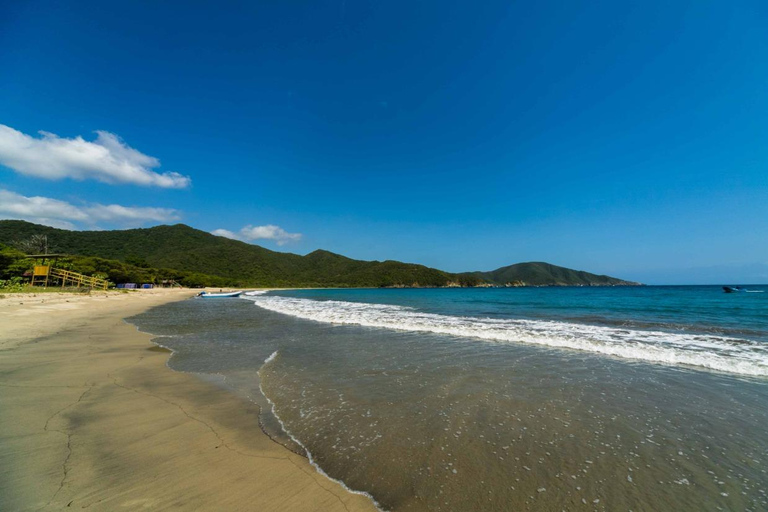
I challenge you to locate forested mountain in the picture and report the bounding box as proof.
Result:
[463,261,640,286]
[0,220,640,287]
[0,221,474,287]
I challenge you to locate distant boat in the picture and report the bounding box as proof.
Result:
[197,291,243,298]
[723,286,763,293]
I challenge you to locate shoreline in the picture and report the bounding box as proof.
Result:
[256,350,385,511]
[0,289,378,511]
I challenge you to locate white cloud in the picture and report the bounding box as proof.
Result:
[212,224,303,246]
[211,228,239,240]
[241,224,303,245]
[0,124,191,188]
[0,189,181,229]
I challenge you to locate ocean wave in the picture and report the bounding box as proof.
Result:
[243,295,768,377]
[257,351,387,511]
[244,290,269,296]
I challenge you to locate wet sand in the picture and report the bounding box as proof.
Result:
[0,289,377,511]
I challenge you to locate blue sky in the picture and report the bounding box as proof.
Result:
[1,1,767,284]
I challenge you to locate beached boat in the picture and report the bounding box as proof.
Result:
[197,291,243,298]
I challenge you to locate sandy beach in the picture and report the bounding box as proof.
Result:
[0,289,378,511]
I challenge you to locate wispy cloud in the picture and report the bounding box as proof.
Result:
[0,124,191,188]
[211,229,239,240]
[241,225,303,245]
[0,189,181,230]
[212,224,303,246]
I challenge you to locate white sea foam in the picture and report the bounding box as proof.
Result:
[264,349,279,364]
[244,295,768,377]
[257,351,387,511]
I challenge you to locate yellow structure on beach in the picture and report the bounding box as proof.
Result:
[29,255,109,290]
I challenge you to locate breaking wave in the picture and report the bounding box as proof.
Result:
[243,295,768,377]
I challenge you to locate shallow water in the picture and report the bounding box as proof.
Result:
[131,286,768,511]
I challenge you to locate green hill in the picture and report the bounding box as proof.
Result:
[0,220,640,287]
[0,220,476,287]
[464,261,640,286]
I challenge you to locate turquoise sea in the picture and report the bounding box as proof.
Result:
[131,285,768,511]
